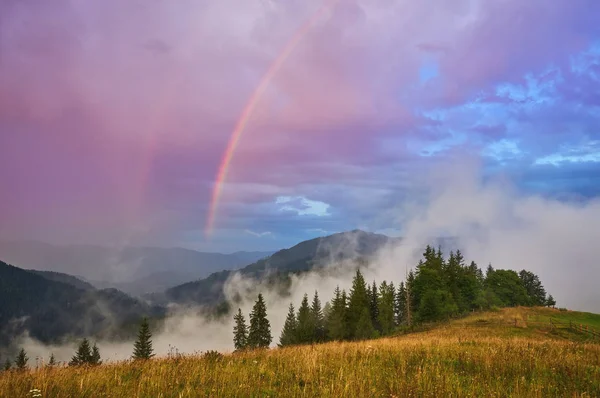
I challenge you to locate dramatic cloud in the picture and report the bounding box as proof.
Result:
[0,0,599,252]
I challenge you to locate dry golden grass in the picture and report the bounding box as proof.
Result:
[2,307,599,397]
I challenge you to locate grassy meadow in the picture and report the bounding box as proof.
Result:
[2,307,599,397]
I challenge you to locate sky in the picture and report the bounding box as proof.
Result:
[1,0,599,253]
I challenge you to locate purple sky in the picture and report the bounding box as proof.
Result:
[1,0,599,252]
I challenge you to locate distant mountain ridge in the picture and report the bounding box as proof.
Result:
[0,241,273,295]
[0,260,165,349]
[28,269,96,291]
[163,230,400,306]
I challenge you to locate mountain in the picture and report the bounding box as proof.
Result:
[163,230,398,306]
[0,241,273,295]
[28,270,96,291]
[0,260,165,348]
[229,251,278,264]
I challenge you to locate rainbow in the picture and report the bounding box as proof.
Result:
[204,0,340,237]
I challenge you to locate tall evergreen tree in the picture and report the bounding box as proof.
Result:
[368,281,381,333]
[70,338,92,366]
[436,246,444,268]
[422,245,436,267]
[406,271,415,326]
[455,249,465,267]
[15,348,28,370]
[90,343,102,366]
[444,251,464,311]
[295,293,314,344]
[311,291,325,342]
[327,286,347,341]
[278,303,297,347]
[459,266,483,312]
[469,261,484,283]
[133,317,155,360]
[341,289,349,334]
[233,308,248,351]
[485,264,495,279]
[48,353,57,367]
[413,261,445,315]
[247,293,272,349]
[348,269,370,339]
[377,281,395,335]
[395,282,407,326]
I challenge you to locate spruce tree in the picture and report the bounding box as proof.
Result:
[341,289,349,333]
[247,293,272,349]
[377,281,395,335]
[90,343,102,365]
[70,338,92,366]
[3,358,10,371]
[369,281,380,332]
[444,251,463,310]
[233,308,248,351]
[485,264,494,279]
[348,269,369,339]
[15,348,28,370]
[469,261,483,281]
[327,286,347,341]
[48,353,57,367]
[133,317,155,360]
[311,290,325,342]
[295,293,314,344]
[395,282,407,326]
[436,246,444,262]
[278,303,297,347]
[406,271,415,326]
[455,249,465,267]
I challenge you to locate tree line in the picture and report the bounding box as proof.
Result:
[1,245,555,368]
[233,245,556,349]
[1,318,155,371]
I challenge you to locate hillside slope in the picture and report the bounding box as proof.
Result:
[27,270,96,291]
[163,230,397,306]
[2,307,598,397]
[409,306,600,342]
[0,260,164,348]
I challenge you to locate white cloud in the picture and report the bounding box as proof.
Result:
[244,229,272,238]
[535,140,600,165]
[275,195,331,217]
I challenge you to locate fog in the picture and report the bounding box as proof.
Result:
[17,164,600,363]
